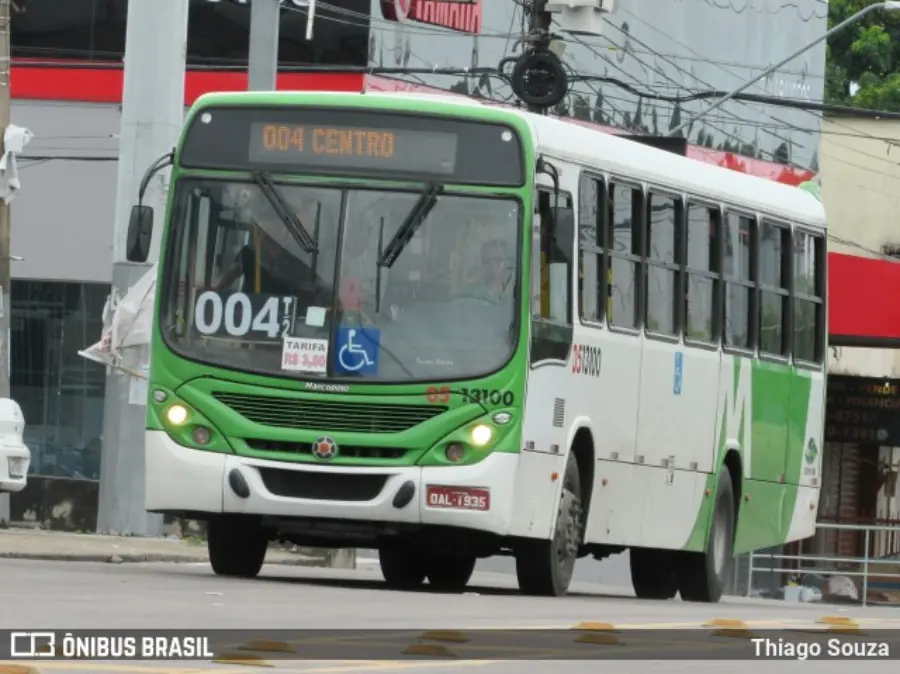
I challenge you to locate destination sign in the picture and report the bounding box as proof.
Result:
[179,106,524,186]
[825,376,900,445]
[247,122,458,175]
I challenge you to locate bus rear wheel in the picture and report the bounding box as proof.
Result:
[677,468,735,603]
[207,514,269,578]
[425,554,477,592]
[515,454,583,597]
[630,548,678,599]
[379,543,426,590]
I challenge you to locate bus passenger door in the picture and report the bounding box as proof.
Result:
[636,192,716,550]
[511,181,575,540]
[582,178,646,547]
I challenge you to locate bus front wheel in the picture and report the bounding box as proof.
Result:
[379,543,426,590]
[425,554,477,592]
[515,454,583,597]
[677,468,735,603]
[207,514,268,578]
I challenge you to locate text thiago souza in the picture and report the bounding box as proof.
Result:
[751,636,891,660]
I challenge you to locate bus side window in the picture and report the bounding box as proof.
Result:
[607,182,643,330]
[723,211,756,350]
[536,190,573,322]
[792,230,825,364]
[684,202,720,343]
[577,173,604,322]
[531,189,574,364]
[758,219,791,357]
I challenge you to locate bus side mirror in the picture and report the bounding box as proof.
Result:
[126,205,154,263]
[551,206,574,262]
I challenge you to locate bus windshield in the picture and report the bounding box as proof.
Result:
[161,178,521,382]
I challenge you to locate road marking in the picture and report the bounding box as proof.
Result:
[216,635,772,672]
[851,618,900,626]
[208,617,847,658]
[462,618,819,630]
[281,661,497,673]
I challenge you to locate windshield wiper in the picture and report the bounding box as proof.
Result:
[377,182,443,268]
[252,171,318,253]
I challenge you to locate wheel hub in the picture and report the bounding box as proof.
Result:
[712,506,727,573]
[555,491,584,562]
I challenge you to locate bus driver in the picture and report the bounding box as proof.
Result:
[458,239,513,304]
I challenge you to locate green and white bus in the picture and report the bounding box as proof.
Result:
[128,91,827,601]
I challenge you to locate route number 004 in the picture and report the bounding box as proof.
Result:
[194,291,293,338]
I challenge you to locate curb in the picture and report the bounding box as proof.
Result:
[0,552,333,565]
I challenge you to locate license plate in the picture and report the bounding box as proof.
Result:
[8,458,26,479]
[426,486,490,511]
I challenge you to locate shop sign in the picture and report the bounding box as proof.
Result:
[381,0,482,34]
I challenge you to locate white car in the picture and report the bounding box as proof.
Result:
[0,398,29,493]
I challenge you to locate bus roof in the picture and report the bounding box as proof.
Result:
[517,111,826,229]
[188,90,826,229]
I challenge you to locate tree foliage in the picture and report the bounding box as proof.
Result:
[826,0,900,110]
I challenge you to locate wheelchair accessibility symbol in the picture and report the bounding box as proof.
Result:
[334,326,380,375]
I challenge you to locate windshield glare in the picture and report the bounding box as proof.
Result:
[161,178,521,382]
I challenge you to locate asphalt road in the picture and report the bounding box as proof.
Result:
[1,558,899,674]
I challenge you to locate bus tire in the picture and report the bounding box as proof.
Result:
[207,514,268,578]
[630,548,678,600]
[425,554,477,592]
[515,453,583,597]
[379,544,426,590]
[677,468,735,603]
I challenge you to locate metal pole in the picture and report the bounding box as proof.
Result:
[746,552,754,597]
[97,0,189,536]
[667,0,900,137]
[862,527,870,607]
[248,0,281,91]
[0,0,10,526]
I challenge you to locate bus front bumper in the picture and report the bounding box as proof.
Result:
[145,430,518,536]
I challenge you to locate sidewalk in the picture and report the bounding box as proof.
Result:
[0,527,355,567]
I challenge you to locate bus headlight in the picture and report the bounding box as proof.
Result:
[492,412,512,425]
[191,426,212,445]
[445,443,465,463]
[166,404,189,426]
[471,424,493,447]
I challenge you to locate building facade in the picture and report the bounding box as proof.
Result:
[816,117,900,571]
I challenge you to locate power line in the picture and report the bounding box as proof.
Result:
[604,6,821,160]
[598,13,812,144]
[589,3,900,183]
[16,2,900,194]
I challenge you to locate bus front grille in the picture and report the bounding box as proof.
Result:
[257,467,388,501]
[245,439,408,460]
[212,392,446,433]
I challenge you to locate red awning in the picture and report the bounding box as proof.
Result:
[828,252,900,348]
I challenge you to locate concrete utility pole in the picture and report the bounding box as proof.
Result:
[0,0,10,526]
[243,0,357,570]
[248,0,281,90]
[97,0,190,536]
